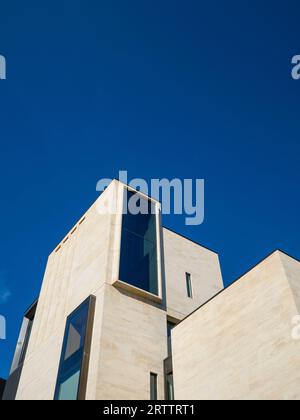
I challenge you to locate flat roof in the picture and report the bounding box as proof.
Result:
[176,249,300,326]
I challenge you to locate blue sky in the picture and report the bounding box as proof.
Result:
[0,0,300,379]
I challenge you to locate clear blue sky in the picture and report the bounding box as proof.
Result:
[0,0,300,379]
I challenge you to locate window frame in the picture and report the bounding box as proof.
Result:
[54,295,96,401]
[186,272,193,299]
[167,321,177,356]
[166,372,174,401]
[115,186,163,301]
[150,372,158,400]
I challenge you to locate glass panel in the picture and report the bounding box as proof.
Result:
[17,301,37,368]
[19,320,33,365]
[120,190,158,295]
[54,299,91,400]
[150,373,158,400]
[58,370,80,401]
[166,373,174,400]
[64,304,88,361]
[167,321,176,355]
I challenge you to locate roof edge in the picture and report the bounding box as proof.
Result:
[162,226,219,255]
[175,248,300,326]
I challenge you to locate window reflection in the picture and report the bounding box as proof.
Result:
[54,297,94,401]
[166,373,174,400]
[119,190,159,296]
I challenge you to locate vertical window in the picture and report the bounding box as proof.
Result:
[150,373,158,400]
[186,272,193,298]
[166,373,174,400]
[19,320,33,365]
[13,301,38,369]
[18,301,37,368]
[167,321,176,356]
[54,296,95,401]
[119,190,159,295]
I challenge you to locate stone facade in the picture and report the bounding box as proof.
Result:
[8,180,223,400]
[7,180,298,401]
[172,251,300,400]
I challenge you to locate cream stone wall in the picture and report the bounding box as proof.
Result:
[14,180,224,400]
[15,181,120,400]
[172,251,300,400]
[93,284,167,400]
[163,228,223,321]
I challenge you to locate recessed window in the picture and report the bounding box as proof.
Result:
[186,272,193,299]
[167,321,176,355]
[18,301,37,366]
[119,190,159,295]
[166,373,174,400]
[150,373,158,400]
[54,296,95,400]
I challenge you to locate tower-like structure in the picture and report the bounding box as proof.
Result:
[3,180,223,400]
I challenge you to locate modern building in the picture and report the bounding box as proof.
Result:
[172,250,300,400]
[3,180,300,400]
[3,180,223,400]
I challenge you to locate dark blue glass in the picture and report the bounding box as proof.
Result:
[120,190,158,295]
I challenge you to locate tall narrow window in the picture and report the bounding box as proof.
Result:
[166,373,174,400]
[19,319,33,365]
[150,373,158,400]
[186,272,193,298]
[167,321,176,356]
[9,300,38,376]
[18,301,37,366]
[119,190,159,295]
[54,296,95,400]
